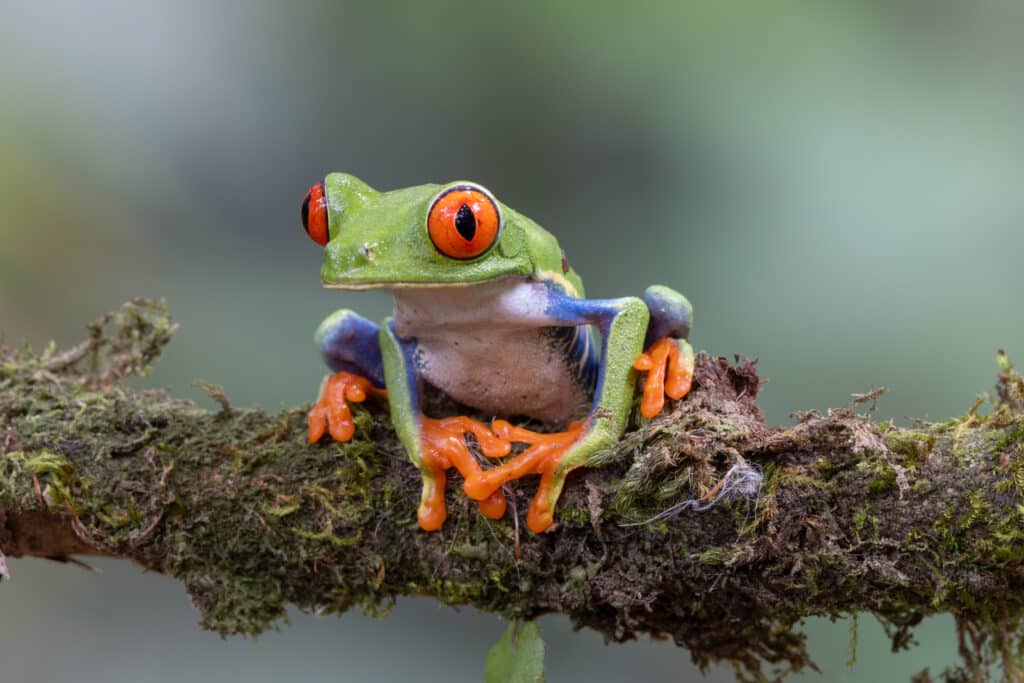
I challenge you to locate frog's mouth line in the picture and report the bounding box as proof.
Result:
[322,276,524,291]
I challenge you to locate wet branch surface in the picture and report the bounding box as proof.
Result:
[3,300,1024,683]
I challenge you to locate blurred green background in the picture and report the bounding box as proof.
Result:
[2,1,1023,681]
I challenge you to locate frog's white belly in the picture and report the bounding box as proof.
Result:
[391,279,591,423]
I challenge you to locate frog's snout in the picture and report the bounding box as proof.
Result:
[301,181,329,247]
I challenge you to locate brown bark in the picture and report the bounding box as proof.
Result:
[3,300,1024,683]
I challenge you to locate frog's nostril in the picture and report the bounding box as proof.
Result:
[301,181,329,246]
[358,242,378,261]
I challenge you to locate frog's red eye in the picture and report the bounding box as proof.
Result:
[301,182,329,246]
[427,185,501,260]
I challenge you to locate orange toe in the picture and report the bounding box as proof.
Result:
[308,372,386,444]
[417,416,512,531]
[477,489,508,520]
[633,338,693,419]
[527,469,558,533]
[464,421,585,533]
[417,466,448,531]
[414,417,587,533]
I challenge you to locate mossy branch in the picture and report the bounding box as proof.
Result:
[3,300,1024,683]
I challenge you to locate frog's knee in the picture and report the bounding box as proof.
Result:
[643,285,692,344]
[315,309,384,385]
[316,309,367,344]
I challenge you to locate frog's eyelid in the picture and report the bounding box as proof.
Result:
[427,182,503,229]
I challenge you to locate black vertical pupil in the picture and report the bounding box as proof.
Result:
[301,194,311,232]
[454,204,476,241]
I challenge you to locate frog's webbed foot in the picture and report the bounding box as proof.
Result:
[416,416,512,530]
[633,337,695,419]
[308,371,387,444]
[461,420,587,534]
[413,416,587,534]
[310,310,387,443]
[456,335,696,533]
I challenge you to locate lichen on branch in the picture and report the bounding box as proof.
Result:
[3,300,1024,683]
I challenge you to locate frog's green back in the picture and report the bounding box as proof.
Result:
[505,206,585,297]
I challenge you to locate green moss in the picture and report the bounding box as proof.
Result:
[963,490,994,530]
[865,465,897,495]
[994,419,1024,454]
[452,542,489,561]
[291,524,361,547]
[566,565,588,583]
[885,430,935,465]
[974,504,1024,565]
[262,497,301,518]
[557,504,591,525]
[930,491,997,555]
[784,472,836,493]
[850,508,865,540]
[11,302,1024,682]
[696,546,734,566]
[770,464,835,496]
[22,450,73,476]
[187,572,287,636]
[910,478,932,495]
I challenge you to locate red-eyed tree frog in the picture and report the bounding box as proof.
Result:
[301,174,694,533]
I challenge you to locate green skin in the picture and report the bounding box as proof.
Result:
[312,172,693,531]
[320,174,571,289]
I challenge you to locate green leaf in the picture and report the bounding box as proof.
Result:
[485,619,545,683]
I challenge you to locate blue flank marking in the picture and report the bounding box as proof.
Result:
[540,281,634,409]
[541,281,690,411]
[546,325,600,397]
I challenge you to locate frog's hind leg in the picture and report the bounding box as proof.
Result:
[634,286,695,419]
[308,310,388,444]
[316,309,385,386]
[378,320,513,531]
[462,292,652,533]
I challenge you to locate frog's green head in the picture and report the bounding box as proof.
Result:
[300,173,579,292]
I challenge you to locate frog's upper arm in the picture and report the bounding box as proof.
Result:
[539,281,640,329]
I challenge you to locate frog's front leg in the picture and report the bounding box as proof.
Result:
[308,310,388,443]
[378,320,513,530]
[462,294,652,533]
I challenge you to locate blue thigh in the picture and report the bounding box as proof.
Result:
[315,309,385,388]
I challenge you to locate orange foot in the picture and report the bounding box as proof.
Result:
[414,416,585,534]
[417,416,512,531]
[633,337,695,419]
[464,420,586,534]
[308,371,387,444]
